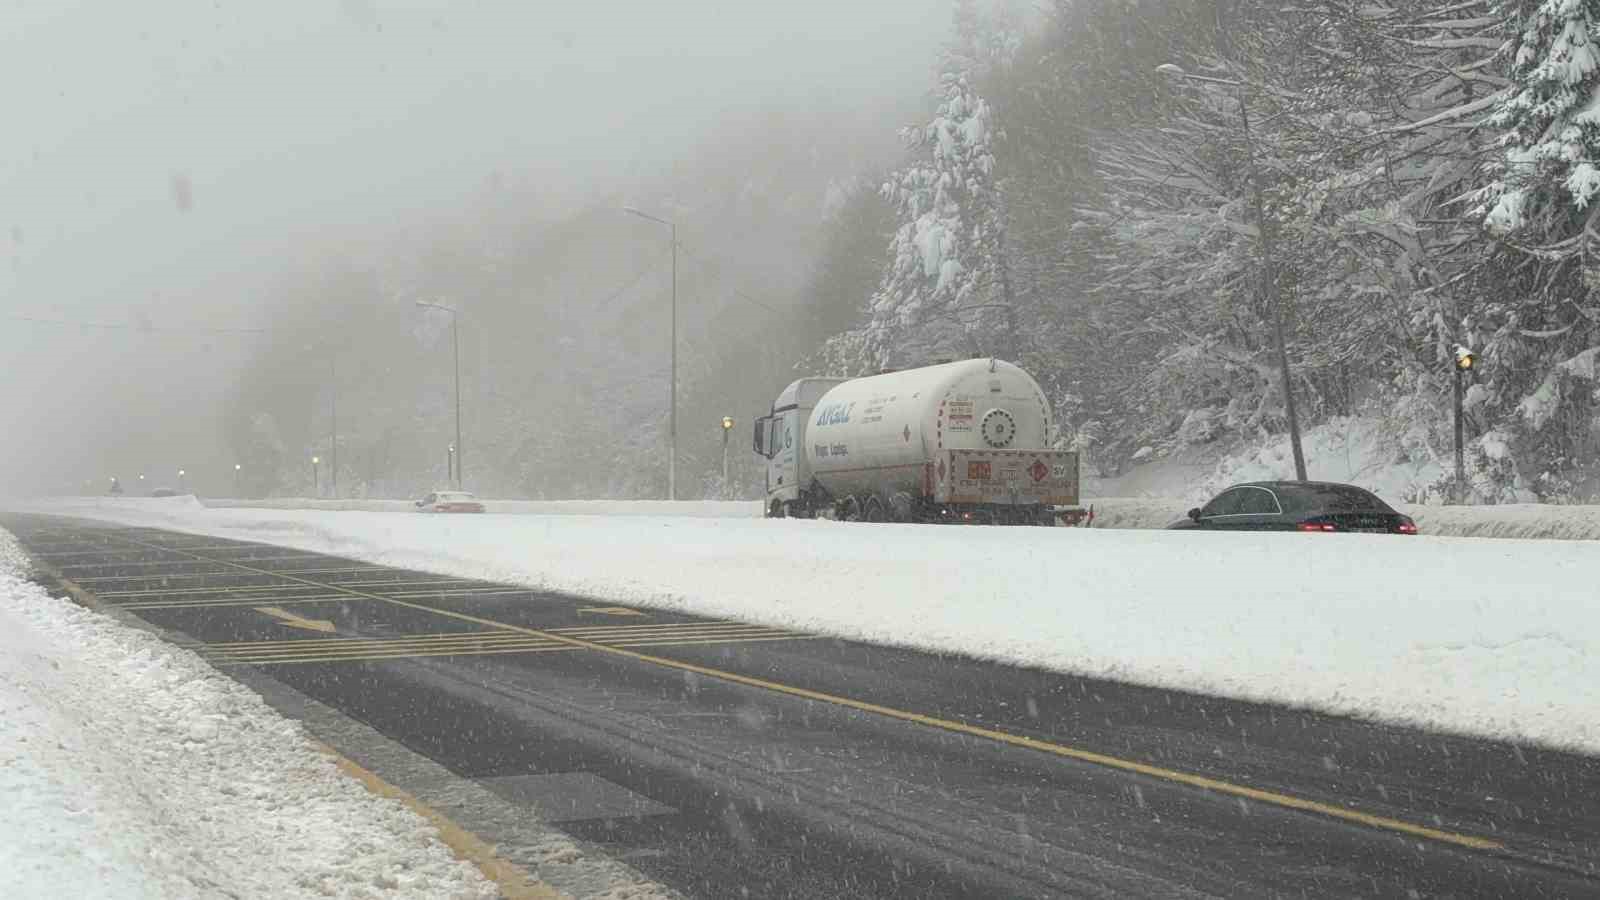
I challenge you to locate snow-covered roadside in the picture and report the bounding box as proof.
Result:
[0,527,496,900]
[204,497,763,517]
[17,497,1600,756]
[1086,496,1600,540]
[174,486,1600,540]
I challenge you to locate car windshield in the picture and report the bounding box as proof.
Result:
[437,493,475,501]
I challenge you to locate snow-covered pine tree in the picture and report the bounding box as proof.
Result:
[1482,0,1600,237]
[1468,0,1600,500]
[821,1,1016,373]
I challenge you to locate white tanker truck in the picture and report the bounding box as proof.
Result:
[752,358,1084,524]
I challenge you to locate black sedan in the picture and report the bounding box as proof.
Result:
[1170,481,1418,534]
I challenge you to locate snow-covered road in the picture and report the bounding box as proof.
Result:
[0,526,498,900]
[15,496,1600,756]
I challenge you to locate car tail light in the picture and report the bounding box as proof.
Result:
[1397,518,1418,534]
[1297,522,1337,532]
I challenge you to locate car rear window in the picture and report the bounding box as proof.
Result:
[1281,485,1391,513]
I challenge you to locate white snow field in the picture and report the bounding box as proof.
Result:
[15,496,1600,756]
[0,526,497,900]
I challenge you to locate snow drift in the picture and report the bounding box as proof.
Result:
[0,527,495,900]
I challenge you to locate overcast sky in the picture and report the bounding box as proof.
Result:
[0,0,949,495]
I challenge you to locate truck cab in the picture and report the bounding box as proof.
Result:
[753,376,845,517]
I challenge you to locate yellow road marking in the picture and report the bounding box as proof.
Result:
[56,554,318,570]
[206,624,803,647]
[72,566,392,583]
[551,625,793,640]
[255,606,337,633]
[97,583,338,598]
[205,630,515,649]
[578,606,647,616]
[203,630,817,664]
[104,534,1504,853]
[214,630,556,650]
[389,591,538,598]
[608,634,823,648]
[96,579,484,597]
[550,621,748,635]
[210,644,566,663]
[315,742,563,899]
[119,596,354,611]
[216,640,579,662]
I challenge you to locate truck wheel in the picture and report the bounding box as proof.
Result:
[889,492,915,523]
[842,496,863,522]
[863,496,887,523]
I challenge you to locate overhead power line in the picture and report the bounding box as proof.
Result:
[5,313,267,336]
[675,242,785,314]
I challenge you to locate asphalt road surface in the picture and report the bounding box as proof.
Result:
[7,513,1598,899]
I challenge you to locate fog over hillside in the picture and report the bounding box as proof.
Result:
[1,0,947,498]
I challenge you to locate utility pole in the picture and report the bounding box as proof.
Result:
[624,206,678,500]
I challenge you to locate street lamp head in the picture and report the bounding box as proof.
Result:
[1454,345,1477,371]
[312,456,320,465]
[722,416,734,431]
[448,444,455,453]
[178,469,186,476]
[1155,63,1187,78]
[235,463,242,471]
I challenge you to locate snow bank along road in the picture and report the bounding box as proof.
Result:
[0,526,503,900]
[5,513,1598,898]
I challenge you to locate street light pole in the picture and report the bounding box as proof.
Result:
[234,463,241,497]
[416,301,463,490]
[311,456,320,497]
[720,416,735,494]
[1453,346,1477,504]
[1159,63,1306,481]
[624,206,678,501]
[452,314,461,489]
[330,355,338,498]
